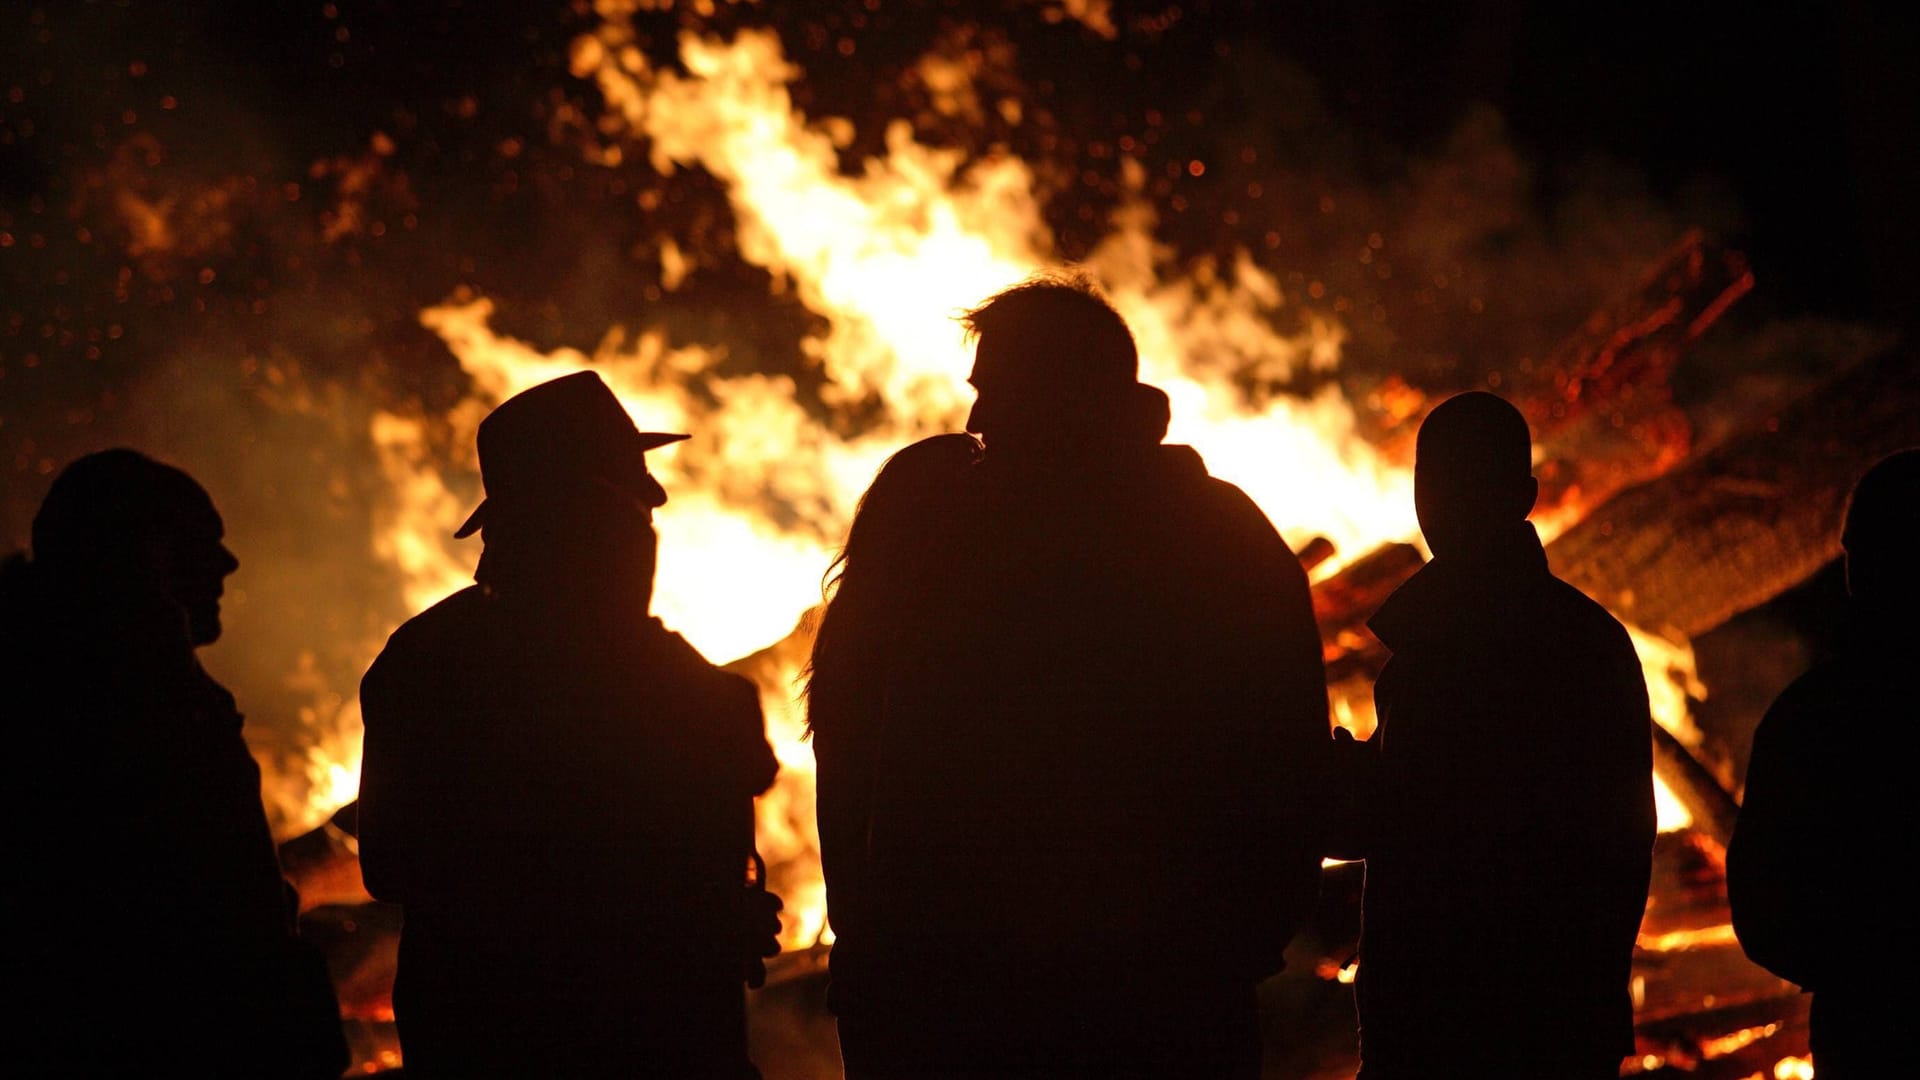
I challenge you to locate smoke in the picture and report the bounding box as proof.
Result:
[4,1,1837,841]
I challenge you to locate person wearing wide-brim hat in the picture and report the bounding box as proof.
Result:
[356,371,781,1077]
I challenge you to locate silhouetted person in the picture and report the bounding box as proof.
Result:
[1,449,347,1078]
[811,276,1328,1078]
[807,431,982,974]
[1334,392,1655,1079]
[1728,449,1920,1079]
[356,372,780,1077]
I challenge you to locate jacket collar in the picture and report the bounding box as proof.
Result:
[1369,521,1550,652]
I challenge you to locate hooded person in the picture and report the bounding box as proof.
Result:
[0,449,347,1078]
[355,372,780,1078]
[1728,449,1920,1079]
[1336,392,1656,1080]
[811,275,1328,1078]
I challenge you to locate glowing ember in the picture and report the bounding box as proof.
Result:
[1636,923,1740,953]
[1774,1055,1816,1080]
[1699,1023,1781,1059]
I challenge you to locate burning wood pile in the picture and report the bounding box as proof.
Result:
[11,5,1907,1076]
[275,227,1917,1075]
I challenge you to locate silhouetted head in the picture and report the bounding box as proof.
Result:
[31,449,238,645]
[962,274,1156,460]
[461,372,686,606]
[808,432,979,724]
[831,433,980,595]
[1841,448,1920,613]
[1413,392,1539,558]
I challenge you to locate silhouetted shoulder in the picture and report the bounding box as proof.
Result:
[655,628,778,797]
[1768,660,1853,724]
[1156,446,1289,544]
[377,585,491,654]
[1544,575,1638,650]
[360,587,490,713]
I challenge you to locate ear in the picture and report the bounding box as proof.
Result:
[1129,384,1171,444]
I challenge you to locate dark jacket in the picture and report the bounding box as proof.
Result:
[357,584,776,1078]
[1727,612,1916,1076]
[815,444,1326,1068]
[1,559,345,1078]
[1351,524,1654,1075]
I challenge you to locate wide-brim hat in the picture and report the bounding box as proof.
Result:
[454,371,688,539]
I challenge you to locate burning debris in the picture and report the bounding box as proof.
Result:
[4,2,1911,1077]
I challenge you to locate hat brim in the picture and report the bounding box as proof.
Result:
[452,431,689,539]
[453,501,488,540]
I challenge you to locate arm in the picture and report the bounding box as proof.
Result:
[1727,685,1834,990]
[1220,485,1331,947]
[806,647,884,944]
[354,644,423,903]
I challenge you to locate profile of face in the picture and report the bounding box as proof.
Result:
[1412,393,1539,558]
[966,333,1141,458]
[151,512,240,647]
[965,332,1057,451]
[33,450,239,647]
[487,482,661,609]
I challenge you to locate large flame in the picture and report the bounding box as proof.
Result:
[284,17,1707,946]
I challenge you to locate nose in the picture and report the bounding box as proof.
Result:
[965,396,987,435]
[217,544,239,578]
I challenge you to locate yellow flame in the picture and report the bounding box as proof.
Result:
[1774,1055,1815,1080]
[1628,624,1709,833]
[1700,1024,1781,1059]
[273,15,1724,951]
[1637,923,1739,953]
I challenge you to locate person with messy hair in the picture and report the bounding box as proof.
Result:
[812,275,1328,1078]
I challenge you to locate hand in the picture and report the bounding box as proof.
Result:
[742,885,784,989]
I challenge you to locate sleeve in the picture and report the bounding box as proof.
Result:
[723,671,778,798]
[1218,484,1331,952]
[804,608,887,944]
[1593,632,1657,964]
[1727,684,1834,991]
[354,642,422,903]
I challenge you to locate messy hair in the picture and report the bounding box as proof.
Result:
[959,272,1138,384]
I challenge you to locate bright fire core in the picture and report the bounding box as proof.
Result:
[282,17,1709,950]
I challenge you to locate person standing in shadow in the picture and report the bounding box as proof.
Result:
[1728,448,1920,1079]
[812,275,1328,1079]
[806,430,982,1002]
[1333,392,1655,1079]
[1,449,347,1078]
[356,372,781,1078]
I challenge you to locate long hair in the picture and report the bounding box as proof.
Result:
[804,433,980,737]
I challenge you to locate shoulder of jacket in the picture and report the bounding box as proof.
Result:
[1762,662,1850,727]
[365,586,487,680]
[1541,577,1637,647]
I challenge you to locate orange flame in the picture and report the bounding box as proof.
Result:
[270,13,1719,947]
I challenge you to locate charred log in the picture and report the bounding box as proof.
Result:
[1547,342,1920,640]
[1521,230,1753,516]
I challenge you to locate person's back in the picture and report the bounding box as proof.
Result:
[1728,449,1920,1079]
[355,373,777,1077]
[819,278,1326,1078]
[1348,394,1654,1079]
[360,589,772,1075]
[1,449,345,1078]
[870,444,1315,984]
